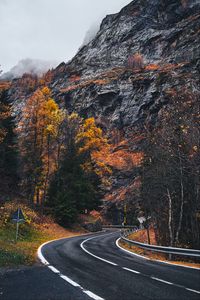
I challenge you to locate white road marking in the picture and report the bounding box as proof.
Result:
[80,233,118,266]
[123,267,140,274]
[60,275,80,287]
[83,290,105,300]
[116,237,200,294]
[37,232,200,299]
[151,277,173,285]
[38,236,105,300]
[186,288,200,294]
[116,238,150,260]
[48,265,60,273]
[38,242,50,265]
[116,237,200,270]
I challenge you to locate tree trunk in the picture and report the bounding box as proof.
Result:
[43,134,50,204]
[167,188,174,259]
[146,226,151,245]
[175,151,184,246]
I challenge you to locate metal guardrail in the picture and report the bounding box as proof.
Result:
[120,230,200,258]
[103,225,137,229]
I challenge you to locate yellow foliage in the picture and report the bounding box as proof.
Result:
[76,117,112,183]
[42,86,51,96]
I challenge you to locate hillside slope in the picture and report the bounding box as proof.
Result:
[2,0,200,219]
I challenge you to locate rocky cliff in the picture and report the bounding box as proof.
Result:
[2,0,200,220]
[50,0,200,130]
[7,0,200,128]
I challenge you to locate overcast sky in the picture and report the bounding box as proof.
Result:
[0,0,131,73]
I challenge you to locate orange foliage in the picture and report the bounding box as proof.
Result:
[0,81,11,90]
[144,62,187,74]
[96,149,143,171]
[60,78,111,93]
[17,74,38,92]
[128,53,144,69]
[44,70,53,83]
[60,68,126,94]
[145,64,159,71]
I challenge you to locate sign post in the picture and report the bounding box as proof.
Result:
[11,208,25,242]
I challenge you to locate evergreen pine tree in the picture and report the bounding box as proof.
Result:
[47,149,100,226]
[0,89,18,195]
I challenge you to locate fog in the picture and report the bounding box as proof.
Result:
[0,0,131,74]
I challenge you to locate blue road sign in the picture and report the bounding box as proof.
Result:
[12,208,25,223]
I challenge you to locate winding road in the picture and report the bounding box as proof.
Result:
[38,230,200,300]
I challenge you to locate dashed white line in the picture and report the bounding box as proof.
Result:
[48,265,60,273]
[123,267,140,274]
[60,275,80,287]
[80,233,118,266]
[38,232,200,299]
[151,277,173,285]
[83,290,105,300]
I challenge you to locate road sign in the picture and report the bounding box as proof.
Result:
[11,208,26,242]
[12,208,25,223]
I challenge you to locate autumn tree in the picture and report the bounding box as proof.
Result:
[47,114,99,225]
[76,117,112,187]
[127,53,144,70]
[19,87,63,205]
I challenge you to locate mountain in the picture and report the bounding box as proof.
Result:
[49,0,199,128]
[2,0,200,217]
[7,0,199,126]
[1,58,58,80]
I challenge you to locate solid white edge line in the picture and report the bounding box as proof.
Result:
[123,267,140,274]
[38,242,50,265]
[37,232,106,300]
[186,288,200,294]
[151,277,173,285]
[116,238,150,260]
[80,233,118,266]
[116,238,200,270]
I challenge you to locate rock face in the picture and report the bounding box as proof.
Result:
[48,0,199,130]
[3,0,200,220]
[7,0,200,130]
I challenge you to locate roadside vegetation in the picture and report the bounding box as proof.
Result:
[0,201,85,267]
[0,68,199,270]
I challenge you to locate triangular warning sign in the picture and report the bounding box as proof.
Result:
[12,208,25,223]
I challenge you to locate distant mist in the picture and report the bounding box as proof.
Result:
[81,21,101,47]
[1,58,58,80]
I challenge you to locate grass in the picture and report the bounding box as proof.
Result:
[0,201,85,268]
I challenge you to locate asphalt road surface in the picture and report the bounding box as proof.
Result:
[1,230,200,300]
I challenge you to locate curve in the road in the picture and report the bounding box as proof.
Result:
[38,230,200,300]
[80,233,200,295]
[38,237,105,300]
